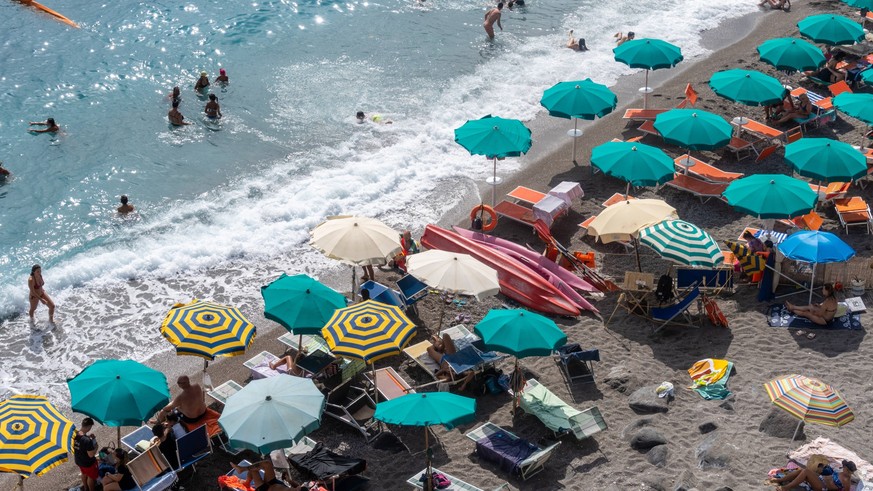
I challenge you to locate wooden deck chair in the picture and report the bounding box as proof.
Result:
[663,173,728,203]
[518,378,607,440]
[637,120,661,139]
[835,197,873,234]
[650,282,702,333]
[507,186,546,205]
[674,155,743,182]
[829,80,853,96]
[786,126,803,143]
[464,422,561,480]
[756,144,779,162]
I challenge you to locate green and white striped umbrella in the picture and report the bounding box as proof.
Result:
[639,219,724,268]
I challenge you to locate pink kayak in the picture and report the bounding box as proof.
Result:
[421,224,581,317]
[452,226,597,292]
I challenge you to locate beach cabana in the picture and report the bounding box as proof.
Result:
[0,395,75,490]
[540,79,617,164]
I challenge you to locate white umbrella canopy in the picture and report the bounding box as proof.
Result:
[587,199,678,243]
[310,215,402,265]
[406,250,500,300]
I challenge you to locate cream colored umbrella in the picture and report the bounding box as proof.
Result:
[587,199,678,271]
[310,216,402,298]
[407,251,499,332]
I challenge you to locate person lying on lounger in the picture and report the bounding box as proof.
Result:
[770,458,856,491]
[785,283,838,326]
[764,94,795,122]
[231,459,323,491]
[772,93,812,125]
[427,333,475,391]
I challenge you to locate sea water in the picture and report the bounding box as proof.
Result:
[0,0,757,394]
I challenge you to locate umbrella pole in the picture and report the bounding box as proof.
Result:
[351,266,357,302]
[203,359,212,389]
[425,428,433,491]
[491,157,497,208]
[572,119,578,166]
[298,334,303,356]
[117,426,121,449]
[17,475,22,490]
[644,70,650,109]
[634,237,642,272]
[791,418,803,442]
[437,299,445,335]
[372,363,378,403]
[809,263,816,305]
[625,182,630,200]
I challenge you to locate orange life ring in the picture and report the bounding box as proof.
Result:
[470,205,498,231]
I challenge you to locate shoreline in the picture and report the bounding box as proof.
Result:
[12,1,873,489]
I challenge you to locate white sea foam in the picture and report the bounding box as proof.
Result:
[0,0,758,392]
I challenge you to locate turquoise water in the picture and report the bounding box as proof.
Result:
[0,0,756,392]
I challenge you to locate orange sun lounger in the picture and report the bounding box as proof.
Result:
[742,119,786,142]
[507,186,547,205]
[835,197,872,234]
[674,155,743,183]
[663,173,728,203]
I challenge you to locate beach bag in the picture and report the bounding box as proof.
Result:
[655,274,674,303]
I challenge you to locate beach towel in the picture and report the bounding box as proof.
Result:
[442,345,501,374]
[475,431,537,476]
[689,361,733,400]
[767,304,863,330]
[789,437,873,482]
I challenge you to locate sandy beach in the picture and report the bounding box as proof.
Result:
[12,1,873,490]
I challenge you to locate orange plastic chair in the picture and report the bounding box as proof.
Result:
[786,126,803,143]
[684,83,698,106]
[756,145,779,162]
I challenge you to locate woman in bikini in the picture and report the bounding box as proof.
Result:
[773,93,813,125]
[426,333,474,391]
[230,460,317,491]
[28,264,55,323]
[771,458,856,491]
[785,283,837,326]
[269,350,305,376]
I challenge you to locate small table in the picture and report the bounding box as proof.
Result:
[207,380,243,406]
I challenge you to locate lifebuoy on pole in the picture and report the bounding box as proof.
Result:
[470,205,498,231]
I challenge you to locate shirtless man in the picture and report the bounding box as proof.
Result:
[204,94,222,120]
[156,376,207,425]
[28,118,59,133]
[483,3,503,40]
[168,101,191,126]
[117,195,134,214]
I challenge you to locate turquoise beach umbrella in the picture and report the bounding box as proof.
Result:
[541,79,617,165]
[757,38,826,72]
[614,38,683,109]
[723,174,817,219]
[833,92,873,125]
[863,70,873,86]
[784,138,866,182]
[454,115,531,205]
[653,109,732,150]
[709,69,787,106]
[219,376,325,454]
[798,14,865,46]
[473,309,567,358]
[590,141,674,192]
[261,273,346,335]
[842,0,873,10]
[67,359,170,445]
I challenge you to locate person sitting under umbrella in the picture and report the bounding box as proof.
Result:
[772,93,812,125]
[150,423,179,469]
[268,350,306,377]
[785,283,838,326]
[154,375,221,435]
[427,334,475,391]
[230,460,324,491]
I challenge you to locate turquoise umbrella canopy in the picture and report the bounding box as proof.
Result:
[474,309,566,358]
[454,115,531,158]
[784,138,867,182]
[833,92,873,125]
[723,174,817,219]
[757,38,826,72]
[653,109,732,151]
[219,376,325,454]
[540,79,617,120]
[709,69,787,106]
[374,392,476,430]
[261,273,347,335]
[798,14,865,46]
[67,359,170,427]
[590,141,674,187]
[842,0,873,9]
[613,38,683,69]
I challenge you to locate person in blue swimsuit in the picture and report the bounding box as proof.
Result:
[772,459,856,491]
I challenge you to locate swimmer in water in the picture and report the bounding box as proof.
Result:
[194,71,210,91]
[215,68,228,84]
[0,161,9,179]
[566,30,588,51]
[117,195,134,214]
[28,118,59,133]
[168,101,191,126]
[204,94,222,119]
[356,111,392,124]
[169,86,181,105]
[483,3,503,40]
[614,31,635,45]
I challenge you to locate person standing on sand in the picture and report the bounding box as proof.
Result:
[483,3,503,40]
[117,195,134,214]
[168,100,191,126]
[28,264,55,323]
[73,418,98,491]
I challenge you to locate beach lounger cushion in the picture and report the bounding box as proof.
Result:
[465,422,560,480]
[835,197,872,234]
[289,441,367,480]
[519,379,607,440]
[507,186,546,205]
[663,174,728,203]
[674,154,743,183]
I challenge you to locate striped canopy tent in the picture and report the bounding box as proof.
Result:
[724,240,765,276]
[161,299,257,385]
[638,219,724,268]
[0,395,75,489]
[764,374,854,441]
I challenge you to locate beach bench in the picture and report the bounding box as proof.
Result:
[662,173,728,203]
[406,468,508,490]
[547,181,584,205]
[464,422,561,480]
[835,197,873,234]
[519,378,607,440]
[674,154,743,183]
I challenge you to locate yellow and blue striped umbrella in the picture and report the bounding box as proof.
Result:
[725,240,765,276]
[161,299,256,360]
[322,300,416,364]
[0,395,75,484]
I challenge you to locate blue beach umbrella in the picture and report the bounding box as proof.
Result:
[541,79,618,164]
[778,231,855,303]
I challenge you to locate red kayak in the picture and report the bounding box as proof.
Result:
[421,224,581,317]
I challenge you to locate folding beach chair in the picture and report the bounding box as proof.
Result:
[175,424,212,473]
[360,280,405,308]
[726,136,757,162]
[127,445,178,491]
[396,274,428,312]
[323,379,381,441]
[464,422,560,480]
[829,80,853,96]
[743,119,787,143]
[406,467,508,491]
[121,425,155,454]
[402,325,477,380]
[553,343,598,386]
[675,267,733,293]
[755,144,779,162]
[786,126,803,143]
[364,366,415,401]
[518,379,607,441]
[649,282,702,333]
[637,120,661,139]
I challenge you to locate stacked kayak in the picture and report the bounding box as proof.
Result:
[420,225,598,316]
